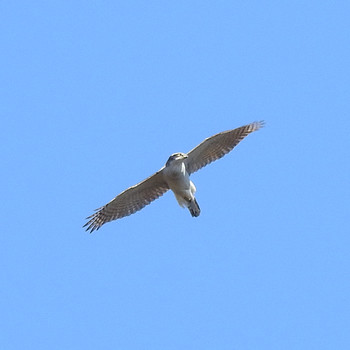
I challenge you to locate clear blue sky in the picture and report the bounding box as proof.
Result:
[1,1,350,349]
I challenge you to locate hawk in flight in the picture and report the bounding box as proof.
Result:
[84,121,264,232]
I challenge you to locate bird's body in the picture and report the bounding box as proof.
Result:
[163,153,200,216]
[84,121,264,232]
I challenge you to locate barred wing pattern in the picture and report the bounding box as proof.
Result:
[84,170,169,233]
[185,121,264,175]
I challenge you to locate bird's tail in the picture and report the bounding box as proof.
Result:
[188,198,200,217]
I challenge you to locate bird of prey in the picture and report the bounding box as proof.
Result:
[84,121,264,232]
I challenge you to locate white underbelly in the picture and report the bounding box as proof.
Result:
[166,174,190,192]
[163,162,197,207]
[166,175,197,207]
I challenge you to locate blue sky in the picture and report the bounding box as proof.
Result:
[1,1,350,349]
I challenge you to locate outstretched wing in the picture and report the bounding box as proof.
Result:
[185,121,264,174]
[84,169,169,233]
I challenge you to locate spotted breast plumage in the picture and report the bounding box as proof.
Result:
[84,121,264,232]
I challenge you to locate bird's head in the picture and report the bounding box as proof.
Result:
[166,152,188,167]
